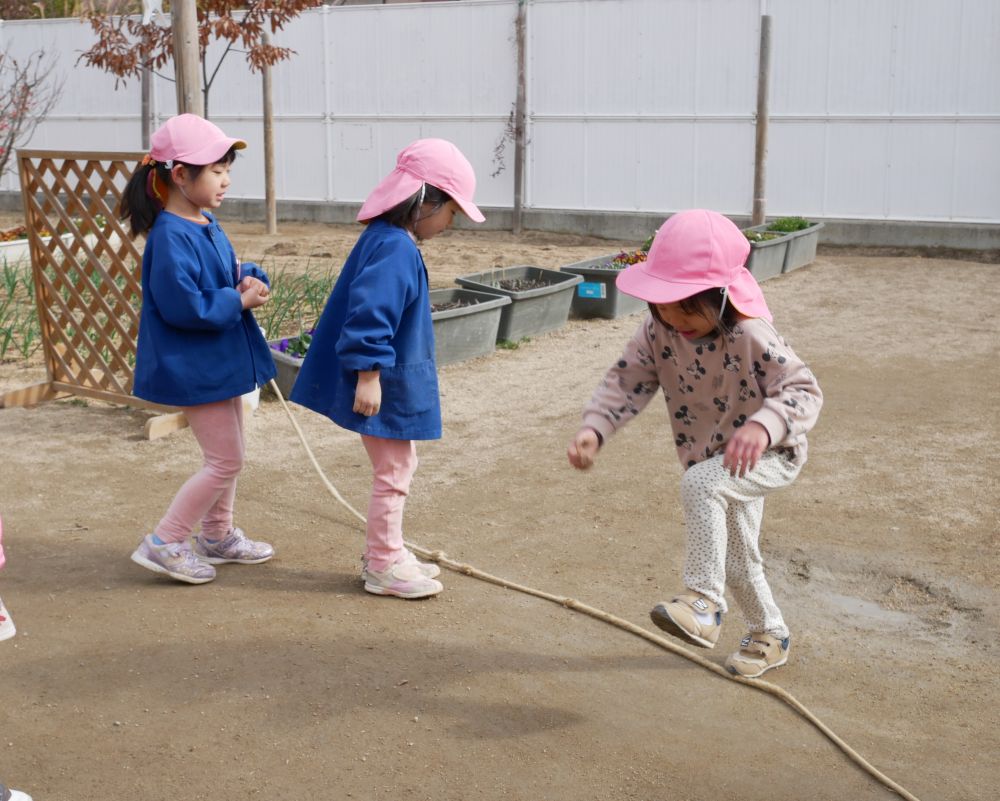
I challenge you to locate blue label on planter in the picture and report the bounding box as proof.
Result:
[578,281,606,299]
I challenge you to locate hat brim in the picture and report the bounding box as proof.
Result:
[616,263,772,321]
[178,138,246,166]
[357,167,486,223]
[357,169,423,222]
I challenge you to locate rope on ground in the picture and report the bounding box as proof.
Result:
[270,380,922,801]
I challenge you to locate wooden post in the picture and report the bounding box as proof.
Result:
[751,15,772,227]
[141,65,151,149]
[512,0,527,235]
[262,31,278,235]
[172,0,204,117]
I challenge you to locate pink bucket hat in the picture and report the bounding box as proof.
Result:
[150,113,246,166]
[616,209,771,321]
[357,138,485,223]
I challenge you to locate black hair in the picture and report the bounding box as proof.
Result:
[117,146,239,237]
[648,286,742,339]
[375,184,452,230]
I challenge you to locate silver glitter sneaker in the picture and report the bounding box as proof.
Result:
[193,527,274,565]
[131,535,216,584]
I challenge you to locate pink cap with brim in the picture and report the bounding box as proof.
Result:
[150,113,246,166]
[616,209,771,321]
[357,138,485,223]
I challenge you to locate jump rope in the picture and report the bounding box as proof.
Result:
[268,378,922,801]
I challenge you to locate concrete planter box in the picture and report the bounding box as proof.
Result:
[744,221,824,279]
[430,287,511,365]
[455,265,583,342]
[561,254,647,319]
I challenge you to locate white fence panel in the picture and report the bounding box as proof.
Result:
[529,0,758,215]
[767,0,1000,221]
[1,0,998,224]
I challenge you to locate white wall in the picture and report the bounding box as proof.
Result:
[2,0,998,223]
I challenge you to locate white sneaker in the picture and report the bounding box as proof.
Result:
[1,781,34,801]
[361,548,440,581]
[0,597,16,642]
[363,561,443,599]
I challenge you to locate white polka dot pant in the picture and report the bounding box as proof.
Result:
[679,451,801,639]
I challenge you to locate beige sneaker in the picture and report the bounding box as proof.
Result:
[649,591,722,648]
[725,632,790,678]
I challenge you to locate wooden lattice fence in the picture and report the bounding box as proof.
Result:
[1,150,181,432]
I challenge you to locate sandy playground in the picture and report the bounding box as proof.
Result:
[0,214,997,801]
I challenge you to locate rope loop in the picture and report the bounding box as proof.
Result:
[270,379,922,801]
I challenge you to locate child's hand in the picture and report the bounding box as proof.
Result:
[239,277,271,310]
[353,370,381,416]
[723,421,770,477]
[567,428,601,470]
[239,275,270,297]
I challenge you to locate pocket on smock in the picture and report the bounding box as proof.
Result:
[378,359,438,419]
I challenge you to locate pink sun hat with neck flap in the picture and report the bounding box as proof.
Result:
[150,113,246,166]
[616,209,772,321]
[357,138,485,223]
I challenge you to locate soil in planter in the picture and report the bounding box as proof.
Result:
[495,278,551,292]
[431,298,481,312]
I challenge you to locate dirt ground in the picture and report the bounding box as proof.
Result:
[0,215,997,801]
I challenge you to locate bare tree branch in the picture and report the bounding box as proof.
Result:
[0,49,65,180]
[78,0,320,116]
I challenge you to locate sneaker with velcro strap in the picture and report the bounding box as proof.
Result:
[361,548,440,582]
[363,560,443,599]
[725,632,790,678]
[649,590,722,648]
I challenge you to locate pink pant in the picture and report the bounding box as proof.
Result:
[155,397,245,543]
[361,435,417,572]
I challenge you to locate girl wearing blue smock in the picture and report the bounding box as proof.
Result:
[118,114,277,586]
[291,139,485,600]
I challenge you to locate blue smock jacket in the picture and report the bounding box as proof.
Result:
[290,220,441,440]
[133,211,276,406]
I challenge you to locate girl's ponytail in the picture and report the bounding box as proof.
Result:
[117,160,170,237]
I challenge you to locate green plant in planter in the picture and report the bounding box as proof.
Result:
[743,230,785,243]
[766,216,813,233]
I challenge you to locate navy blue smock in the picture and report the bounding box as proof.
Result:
[290,220,441,440]
[133,211,276,407]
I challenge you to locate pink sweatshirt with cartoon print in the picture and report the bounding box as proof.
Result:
[582,314,823,469]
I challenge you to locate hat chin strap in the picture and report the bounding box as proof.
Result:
[719,286,729,318]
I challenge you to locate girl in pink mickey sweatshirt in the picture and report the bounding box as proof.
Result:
[568,209,822,678]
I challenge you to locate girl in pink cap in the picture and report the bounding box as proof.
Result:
[118,114,278,585]
[567,209,823,677]
[292,138,485,600]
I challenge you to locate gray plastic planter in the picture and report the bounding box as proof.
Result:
[268,344,302,399]
[744,221,824,279]
[779,221,824,272]
[455,266,583,341]
[743,230,789,281]
[561,254,647,319]
[430,288,511,365]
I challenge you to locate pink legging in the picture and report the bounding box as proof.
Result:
[155,397,245,543]
[361,435,418,572]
